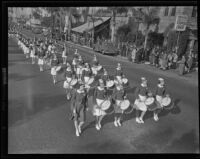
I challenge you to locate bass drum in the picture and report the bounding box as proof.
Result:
[162,97,174,110]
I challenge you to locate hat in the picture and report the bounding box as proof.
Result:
[141,77,147,82]
[158,78,164,82]
[99,79,104,85]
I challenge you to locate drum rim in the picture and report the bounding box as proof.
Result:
[145,97,155,105]
[101,100,111,110]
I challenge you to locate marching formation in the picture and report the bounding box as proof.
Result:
[12,32,174,137]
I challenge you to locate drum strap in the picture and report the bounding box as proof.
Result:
[124,105,135,114]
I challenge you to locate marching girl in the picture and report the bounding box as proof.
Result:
[30,43,37,64]
[50,53,59,84]
[73,49,80,59]
[38,46,46,72]
[62,44,68,64]
[134,77,152,124]
[93,79,108,130]
[82,63,92,85]
[112,83,128,127]
[76,56,84,83]
[70,84,88,137]
[63,63,76,99]
[91,55,102,77]
[115,63,124,84]
[153,78,170,121]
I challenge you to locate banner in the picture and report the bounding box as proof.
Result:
[175,15,188,31]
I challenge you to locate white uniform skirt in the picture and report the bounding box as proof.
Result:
[62,51,67,58]
[30,50,35,58]
[93,99,106,116]
[156,95,163,106]
[51,67,57,76]
[38,58,44,65]
[134,95,147,111]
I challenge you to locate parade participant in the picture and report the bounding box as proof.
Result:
[73,49,79,59]
[115,63,124,84]
[50,53,59,84]
[38,46,46,72]
[101,68,110,85]
[112,83,128,127]
[62,44,68,64]
[82,63,92,85]
[134,77,151,124]
[70,84,87,137]
[76,56,84,83]
[93,79,109,130]
[177,55,186,75]
[30,42,36,64]
[153,78,170,121]
[63,63,77,100]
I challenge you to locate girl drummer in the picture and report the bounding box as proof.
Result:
[30,43,36,64]
[50,54,59,84]
[63,64,76,100]
[134,77,152,124]
[115,63,124,84]
[112,83,128,127]
[93,79,109,130]
[82,63,92,85]
[70,84,87,137]
[62,44,68,64]
[153,78,170,121]
[76,56,84,83]
[38,46,46,72]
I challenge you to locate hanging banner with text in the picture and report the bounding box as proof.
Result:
[174,15,188,31]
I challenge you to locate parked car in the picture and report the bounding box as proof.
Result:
[32,28,43,34]
[95,41,119,55]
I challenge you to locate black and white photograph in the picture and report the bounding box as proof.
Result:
[5,2,199,154]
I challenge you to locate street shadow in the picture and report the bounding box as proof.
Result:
[8,73,37,81]
[163,129,199,153]
[8,94,67,127]
[143,98,181,121]
[82,120,96,133]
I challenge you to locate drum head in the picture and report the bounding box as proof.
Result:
[122,78,128,84]
[162,97,171,107]
[134,100,147,111]
[63,81,69,88]
[106,80,114,88]
[97,65,102,71]
[120,100,130,110]
[56,66,62,71]
[145,97,155,106]
[88,77,94,85]
[70,79,77,86]
[101,100,111,110]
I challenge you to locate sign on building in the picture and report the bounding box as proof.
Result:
[175,15,188,31]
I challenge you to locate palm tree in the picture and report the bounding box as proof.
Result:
[107,7,128,44]
[133,7,160,49]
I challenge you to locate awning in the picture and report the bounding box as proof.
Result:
[72,17,111,34]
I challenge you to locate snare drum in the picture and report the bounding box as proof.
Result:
[162,97,174,110]
[56,66,62,71]
[120,100,130,110]
[134,99,147,111]
[87,77,94,85]
[145,97,159,111]
[97,65,102,71]
[70,78,78,86]
[122,78,128,84]
[101,100,111,111]
[106,80,114,88]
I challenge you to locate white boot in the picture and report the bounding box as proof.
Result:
[136,117,141,123]
[95,124,100,130]
[117,119,122,126]
[114,120,118,127]
[139,117,144,123]
[76,130,80,137]
[153,113,159,121]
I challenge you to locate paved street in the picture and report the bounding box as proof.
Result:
[8,37,199,153]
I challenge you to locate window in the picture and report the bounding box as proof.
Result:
[171,7,176,16]
[164,7,169,16]
[192,6,197,17]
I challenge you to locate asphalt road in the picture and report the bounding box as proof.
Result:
[8,36,199,154]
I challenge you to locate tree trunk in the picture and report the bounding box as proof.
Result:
[92,21,94,46]
[144,25,150,49]
[111,11,116,44]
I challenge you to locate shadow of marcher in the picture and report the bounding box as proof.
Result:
[143,98,181,121]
